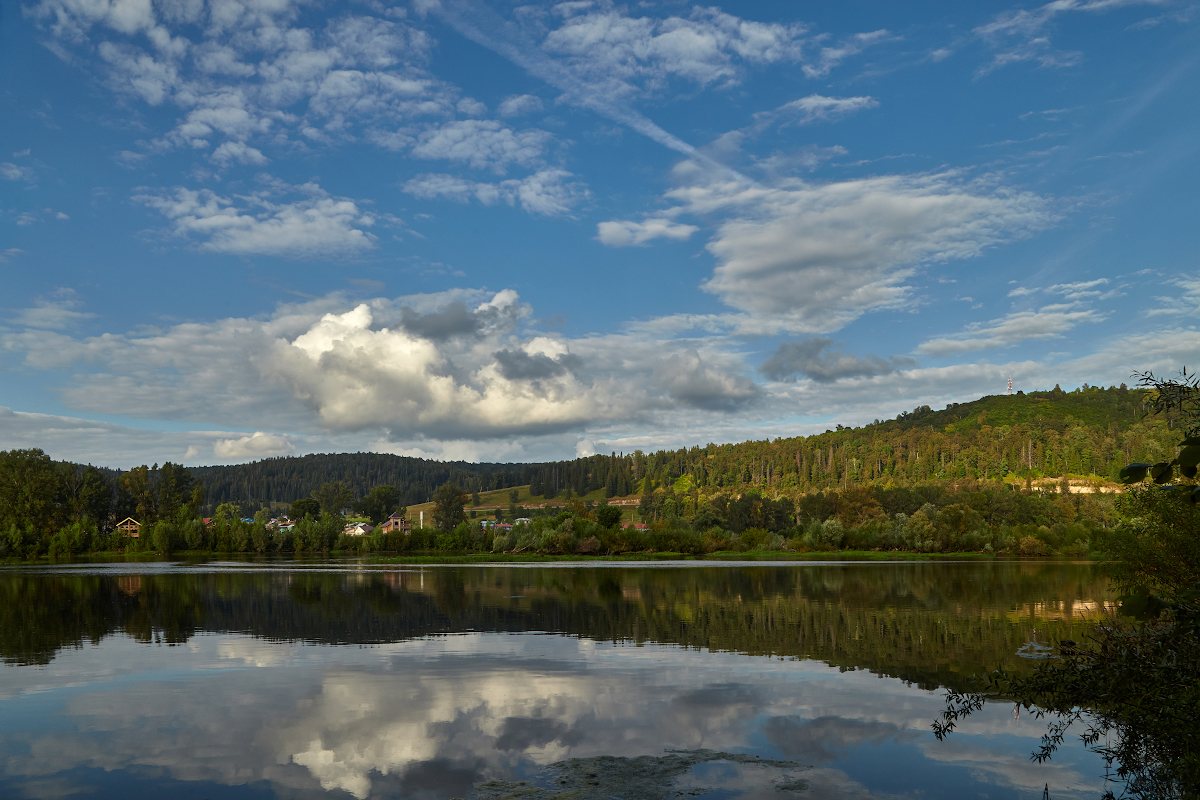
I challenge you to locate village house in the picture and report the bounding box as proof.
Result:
[378,512,411,534]
[116,517,141,537]
[343,522,374,536]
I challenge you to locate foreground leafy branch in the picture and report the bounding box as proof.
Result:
[934,592,1200,798]
[934,371,1200,800]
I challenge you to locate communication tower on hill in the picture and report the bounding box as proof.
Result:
[1007,377,1013,395]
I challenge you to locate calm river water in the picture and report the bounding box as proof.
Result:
[0,560,1114,799]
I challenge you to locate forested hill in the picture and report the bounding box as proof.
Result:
[191,454,530,511]
[193,383,1175,511]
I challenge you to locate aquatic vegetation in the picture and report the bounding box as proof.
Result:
[473,750,809,800]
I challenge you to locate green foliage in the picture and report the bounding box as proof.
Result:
[432,482,468,531]
[190,452,527,513]
[47,521,96,558]
[354,484,401,524]
[1099,487,1200,597]
[290,497,320,520]
[0,449,63,536]
[596,505,622,528]
[311,480,353,516]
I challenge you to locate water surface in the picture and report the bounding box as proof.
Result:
[0,560,1114,799]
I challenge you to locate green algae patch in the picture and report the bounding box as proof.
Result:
[470,749,809,799]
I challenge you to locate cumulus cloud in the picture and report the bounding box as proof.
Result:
[408,119,553,172]
[212,431,295,458]
[28,1,452,160]
[402,170,588,216]
[760,338,915,382]
[210,141,269,166]
[493,348,583,381]
[268,302,618,437]
[498,94,544,117]
[0,287,779,452]
[653,349,759,411]
[595,218,698,247]
[541,5,809,94]
[135,178,377,257]
[916,305,1107,357]
[658,170,1056,332]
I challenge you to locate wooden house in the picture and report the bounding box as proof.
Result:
[116,517,141,537]
[378,512,411,534]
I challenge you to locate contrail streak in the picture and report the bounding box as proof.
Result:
[428,0,749,183]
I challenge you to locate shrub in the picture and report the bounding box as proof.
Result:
[1017,535,1050,556]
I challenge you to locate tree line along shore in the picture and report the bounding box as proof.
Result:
[0,384,1176,559]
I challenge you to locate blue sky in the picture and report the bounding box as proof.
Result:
[2,0,1199,468]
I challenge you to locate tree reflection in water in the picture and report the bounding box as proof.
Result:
[0,562,1113,799]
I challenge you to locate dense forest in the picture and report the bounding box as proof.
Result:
[191,453,526,511]
[194,383,1170,509]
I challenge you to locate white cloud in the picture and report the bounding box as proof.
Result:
[9,289,95,330]
[916,305,1106,357]
[1147,272,1200,316]
[971,0,1160,75]
[498,94,544,117]
[774,94,879,125]
[0,248,24,263]
[659,169,1055,332]
[29,3,454,161]
[402,169,588,216]
[0,289,765,449]
[210,141,269,166]
[135,178,377,257]
[802,29,891,79]
[428,2,807,173]
[115,150,148,168]
[596,218,698,247]
[456,96,486,115]
[5,285,1199,463]
[1005,278,1121,301]
[541,5,809,93]
[267,301,616,437]
[409,120,553,172]
[212,431,295,458]
[1,162,35,181]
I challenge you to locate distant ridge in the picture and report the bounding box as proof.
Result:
[191,384,1173,512]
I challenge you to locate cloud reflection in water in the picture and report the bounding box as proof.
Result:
[0,632,1105,799]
